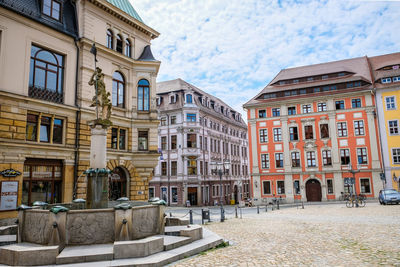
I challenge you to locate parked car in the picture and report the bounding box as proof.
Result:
[148,197,166,205]
[379,189,400,205]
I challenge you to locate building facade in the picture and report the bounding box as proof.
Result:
[244,56,385,204]
[151,79,250,206]
[0,0,160,220]
[371,53,400,191]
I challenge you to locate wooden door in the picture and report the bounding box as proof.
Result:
[306,179,322,202]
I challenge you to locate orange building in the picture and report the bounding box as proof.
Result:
[244,56,384,203]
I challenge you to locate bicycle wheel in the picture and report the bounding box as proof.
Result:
[346,200,352,208]
[359,199,366,207]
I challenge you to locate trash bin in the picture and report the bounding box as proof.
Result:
[230,199,235,205]
[202,209,210,220]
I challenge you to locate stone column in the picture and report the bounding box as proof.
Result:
[321,174,327,201]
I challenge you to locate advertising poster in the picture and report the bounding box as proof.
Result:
[0,181,19,211]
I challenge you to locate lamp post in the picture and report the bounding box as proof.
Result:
[349,163,360,207]
[211,160,230,222]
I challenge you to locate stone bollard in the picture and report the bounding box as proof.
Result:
[189,210,193,224]
[235,206,238,218]
[257,206,259,214]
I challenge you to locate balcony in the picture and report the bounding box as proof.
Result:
[29,86,63,104]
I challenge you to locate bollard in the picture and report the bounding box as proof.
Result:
[257,205,259,214]
[220,205,225,222]
[170,212,172,217]
[302,201,304,209]
[277,201,280,210]
[189,210,193,224]
[240,207,242,219]
[201,209,204,225]
[235,206,238,218]
[265,205,268,212]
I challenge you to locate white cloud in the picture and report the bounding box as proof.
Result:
[131,0,400,120]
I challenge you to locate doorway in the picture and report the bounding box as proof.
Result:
[306,179,322,202]
[109,167,127,200]
[187,187,198,205]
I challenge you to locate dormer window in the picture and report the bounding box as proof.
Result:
[307,77,314,81]
[293,79,299,84]
[186,94,192,103]
[382,77,392,84]
[322,75,329,80]
[43,0,61,21]
[170,95,176,103]
[279,81,286,85]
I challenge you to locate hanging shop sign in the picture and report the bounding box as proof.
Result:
[0,169,21,177]
[0,181,19,211]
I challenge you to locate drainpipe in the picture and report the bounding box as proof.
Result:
[167,113,170,206]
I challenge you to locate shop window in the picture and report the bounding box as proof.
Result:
[29,45,64,103]
[171,161,177,176]
[291,152,300,167]
[275,153,283,168]
[320,124,329,139]
[138,131,148,151]
[112,71,125,108]
[322,150,332,166]
[277,181,285,194]
[187,134,196,148]
[293,180,300,194]
[26,113,63,144]
[171,187,178,203]
[111,127,126,150]
[187,159,197,175]
[327,179,334,194]
[263,181,271,195]
[22,159,62,205]
[109,167,127,200]
[360,178,371,194]
[138,79,150,111]
[42,0,61,21]
[340,149,350,165]
[261,154,269,169]
[289,127,298,141]
[259,129,268,143]
[304,125,313,139]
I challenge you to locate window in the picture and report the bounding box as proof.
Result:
[393,76,400,82]
[313,87,320,93]
[262,181,271,195]
[327,179,333,194]
[318,103,327,112]
[42,0,61,20]
[259,129,268,143]
[138,79,150,111]
[107,29,113,49]
[337,122,347,137]
[149,187,155,198]
[171,135,177,149]
[304,125,313,139]
[171,161,177,176]
[357,148,368,164]
[388,120,399,135]
[204,137,208,151]
[272,108,280,117]
[116,34,123,53]
[322,75,329,80]
[322,150,332,166]
[125,39,131,57]
[352,98,361,108]
[161,162,167,176]
[289,127,298,141]
[261,154,269,169]
[307,151,316,167]
[291,152,300,167]
[340,149,350,165]
[385,96,396,110]
[393,148,400,164]
[186,94,192,103]
[187,134,196,148]
[275,153,283,168]
[277,181,285,194]
[171,187,178,203]
[288,106,296,115]
[170,116,176,125]
[111,128,126,150]
[161,136,167,150]
[259,110,266,118]
[354,120,365,136]
[26,113,63,144]
[335,100,345,110]
[187,159,197,175]
[320,124,329,139]
[112,72,125,108]
[360,178,371,194]
[381,77,392,84]
[302,104,312,113]
[273,128,282,142]
[293,180,300,194]
[29,45,64,103]
[160,117,167,126]
[138,131,148,151]
[185,113,196,123]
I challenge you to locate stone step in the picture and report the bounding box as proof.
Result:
[0,242,59,266]
[0,235,17,246]
[157,235,192,250]
[114,236,164,259]
[55,244,113,265]
[164,225,203,241]
[165,217,190,226]
[0,225,17,235]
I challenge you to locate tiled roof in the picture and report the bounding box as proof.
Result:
[106,0,143,23]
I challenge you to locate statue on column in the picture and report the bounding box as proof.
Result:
[89,67,112,127]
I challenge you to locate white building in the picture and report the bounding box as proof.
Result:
[151,79,250,206]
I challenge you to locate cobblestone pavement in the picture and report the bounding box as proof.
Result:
[172,203,400,266]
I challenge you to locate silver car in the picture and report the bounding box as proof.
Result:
[379,189,400,205]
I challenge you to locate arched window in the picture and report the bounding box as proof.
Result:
[138,79,150,111]
[29,45,64,101]
[186,94,192,103]
[125,39,131,57]
[107,29,114,49]
[116,34,123,53]
[112,72,125,108]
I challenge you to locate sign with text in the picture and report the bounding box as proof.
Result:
[0,169,21,177]
[0,181,19,211]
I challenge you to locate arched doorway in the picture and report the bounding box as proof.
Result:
[306,179,322,202]
[109,167,127,200]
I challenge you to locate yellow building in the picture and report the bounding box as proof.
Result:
[370,53,400,191]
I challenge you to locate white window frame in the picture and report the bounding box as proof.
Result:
[160,186,168,202]
[393,76,400,83]
[337,122,348,137]
[259,128,268,143]
[357,147,368,165]
[392,148,400,164]
[275,152,284,168]
[381,77,392,84]
[385,96,396,110]
[276,180,285,195]
[148,186,155,198]
[317,102,327,112]
[306,151,316,167]
[388,120,399,135]
[273,128,282,142]
[262,181,272,195]
[261,153,270,169]
[359,177,372,194]
[170,187,178,203]
[327,179,334,194]
[354,120,365,136]
[302,104,312,114]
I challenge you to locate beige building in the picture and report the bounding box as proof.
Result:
[0,0,160,220]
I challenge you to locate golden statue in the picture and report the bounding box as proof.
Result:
[89,67,112,126]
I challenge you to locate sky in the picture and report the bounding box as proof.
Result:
[132,0,400,120]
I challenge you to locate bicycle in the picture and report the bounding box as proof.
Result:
[345,195,366,208]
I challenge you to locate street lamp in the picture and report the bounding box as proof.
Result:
[211,160,230,222]
[349,163,360,207]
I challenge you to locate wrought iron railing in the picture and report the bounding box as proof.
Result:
[28,86,63,104]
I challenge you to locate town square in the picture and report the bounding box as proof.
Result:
[0,0,399,266]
